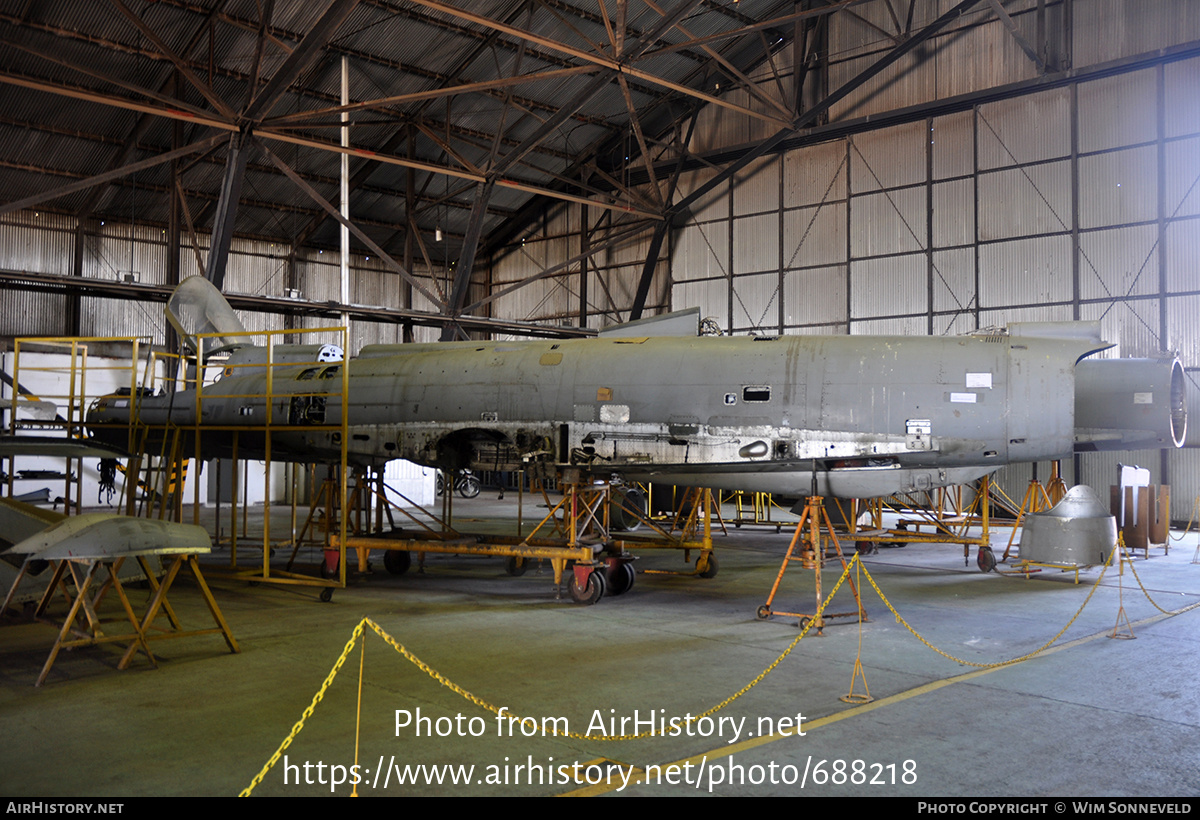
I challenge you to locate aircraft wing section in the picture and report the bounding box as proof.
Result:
[0,435,132,459]
[7,514,211,561]
[0,496,63,554]
[598,307,701,338]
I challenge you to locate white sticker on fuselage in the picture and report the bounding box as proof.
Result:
[965,372,992,389]
[950,392,977,403]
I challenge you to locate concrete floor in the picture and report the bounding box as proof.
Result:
[2,493,1199,797]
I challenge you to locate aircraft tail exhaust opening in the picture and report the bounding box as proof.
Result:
[1074,357,1187,451]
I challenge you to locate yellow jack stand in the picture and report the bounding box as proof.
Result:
[1046,460,1067,505]
[1001,462,1057,562]
[756,495,866,634]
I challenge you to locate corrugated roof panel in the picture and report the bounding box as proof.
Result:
[932,248,975,314]
[1165,56,1200,139]
[936,309,975,338]
[677,166,729,222]
[849,315,927,335]
[729,270,781,331]
[1078,224,1160,302]
[829,49,935,122]
[1079,145,1158,229]
[932,110,974,181]
[1078,297,1161,359]
[932,12,1039,102]
[0,210,73,275]
[673,220,728,282]
[850,121,927,192]
[671,277,728,328]
[1165,137,1200,219]
[1165,447,1200,493]
[1166,217,1200,293]
[492,271,575,322]
[79,295,168,343]
[977,303,1074,326]
[933,179,973,249]
[732,155,778,215]
[1072,0,1200,68]
[0,288,69,335]
[733,212,778,275]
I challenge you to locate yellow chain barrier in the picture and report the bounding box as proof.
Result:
[239,621,366,797]
[366,557,856,742]
[241,539,1200,796]
[1118,542,1200,616]
[858,545,1116,669]
[238,560,857,795]
[1169,496,1200,542]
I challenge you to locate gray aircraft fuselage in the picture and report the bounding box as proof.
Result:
[88,322,1184,498]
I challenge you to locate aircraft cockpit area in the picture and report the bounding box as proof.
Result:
[2,0,1200,801]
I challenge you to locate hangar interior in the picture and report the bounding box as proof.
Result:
[2,0,1200,798]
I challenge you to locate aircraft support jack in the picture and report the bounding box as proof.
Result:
[757,495,866,635]
[1000,462,1056,562]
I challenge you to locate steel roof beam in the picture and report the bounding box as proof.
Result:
[397,0,791,129]
[107,0,238,120]
[241,0,361,122]
[640,0,867,57]
[0,268,594,337]
[263,66,601,126]
[0,134,225,218]
[204,131,251,288]
[261,141,447,308]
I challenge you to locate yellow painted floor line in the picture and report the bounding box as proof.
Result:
[560,600,1199,797]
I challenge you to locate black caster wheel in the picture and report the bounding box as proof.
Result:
[384,549,412,576]
[567,569,605,604]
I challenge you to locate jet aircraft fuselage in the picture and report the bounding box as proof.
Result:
[87,321,1185,498]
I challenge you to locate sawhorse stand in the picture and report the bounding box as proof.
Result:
[5,553,238,686]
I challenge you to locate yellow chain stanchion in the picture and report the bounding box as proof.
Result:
[364,559,857,741]
[1109,536,1136,640]
[351,627,365,796]
[840,557,872,704]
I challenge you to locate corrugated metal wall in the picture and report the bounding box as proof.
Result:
[0,219,427,354]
